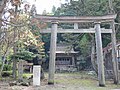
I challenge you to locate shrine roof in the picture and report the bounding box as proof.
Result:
[103,41,120,52]
[49,44,78,54]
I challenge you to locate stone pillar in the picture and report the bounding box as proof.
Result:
[74,23,78,29]
[94,22,105,86]
[111,21,119,84]
[33,65,41,86]
[72,56,75,66]
[18,60,23,81]
[30,66,32,73]
[48,21,58,85]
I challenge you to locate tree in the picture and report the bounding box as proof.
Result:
[54,0,108,16]
[0,0,46,79]
[51,0,118,71]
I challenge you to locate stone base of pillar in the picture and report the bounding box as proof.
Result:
[114,81,119,84]
[48,82,54,85]
[99,84,105,87]
[48,81,54,85]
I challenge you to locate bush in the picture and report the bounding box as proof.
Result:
[3,64,12,71]
[23,75,27,79]
[0,63,12,71]
[2,71,12,77]
[23,73,33,79]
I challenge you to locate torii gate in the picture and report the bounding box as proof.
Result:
[35,14,119,86]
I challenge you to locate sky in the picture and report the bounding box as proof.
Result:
[28,0,66,14]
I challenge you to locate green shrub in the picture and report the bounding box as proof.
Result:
[0,63,12,71]
[3,64,12,71]
[23,75,27,79]
[2,71,12,77]
[23,73,33,79]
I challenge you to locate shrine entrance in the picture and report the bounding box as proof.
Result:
[35,14,119,86]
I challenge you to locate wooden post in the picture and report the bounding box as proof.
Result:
[18,60,23,81]
[95,22,105,86]
[111,21,119,84]
[48,21,58,85]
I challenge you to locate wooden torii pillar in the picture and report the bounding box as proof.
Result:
[48,21,58,84]
[95,22,105,86]
[111,21,119,84]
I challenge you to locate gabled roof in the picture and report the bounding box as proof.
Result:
[48,44,78,54]
[103,41,120,53]
[56,44,78,54]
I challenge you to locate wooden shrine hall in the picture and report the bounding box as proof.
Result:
[35,14,119,86]
[48,44,78,72]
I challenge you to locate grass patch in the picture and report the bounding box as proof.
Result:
[53,72,120,90]
[23,73,33,79]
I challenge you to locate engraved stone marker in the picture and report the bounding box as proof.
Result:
[33,65,41,86]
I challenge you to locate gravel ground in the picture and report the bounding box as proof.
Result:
[0,73,120,90]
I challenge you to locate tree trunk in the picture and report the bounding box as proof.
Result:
[0,48,9,77]
[0,0,7,27]
[12,27,17,79]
